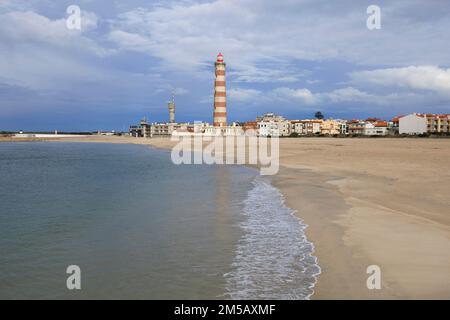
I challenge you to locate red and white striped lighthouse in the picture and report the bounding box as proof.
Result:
[213,53,227,127]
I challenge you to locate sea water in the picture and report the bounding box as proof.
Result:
[0,142,319,299]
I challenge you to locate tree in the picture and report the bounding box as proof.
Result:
[315,111,324,120]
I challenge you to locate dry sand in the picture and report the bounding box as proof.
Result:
[272,138,450,299]
[3,135,450,299]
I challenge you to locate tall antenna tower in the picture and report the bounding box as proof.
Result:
[168,89,176,123]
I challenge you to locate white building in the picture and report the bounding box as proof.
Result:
[399,113,427,135]
[258,121,280,137]
[258,120,290,136]
[257,113,291,137]
[339,121,348,135]
[363,121,389,136]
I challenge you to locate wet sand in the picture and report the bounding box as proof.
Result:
[3,135,450,299]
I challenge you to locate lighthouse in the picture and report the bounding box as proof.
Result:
[213,53,227,127]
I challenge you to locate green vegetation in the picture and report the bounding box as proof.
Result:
[314,111,324,120]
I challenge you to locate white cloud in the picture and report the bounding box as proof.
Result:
[270,87,318,105]
[249,86,429,108]
[229,65,303,83]
[2,1,450,125]
[0,11,103,53]
[350,66,450,96]
[107,0,450,78]
[228,88,261,102]
[80,10,99,31]
[108,30,153,52]
[0,11,112,90]
[325,87,375,103]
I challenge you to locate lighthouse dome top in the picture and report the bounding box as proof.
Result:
[216,52,224,62]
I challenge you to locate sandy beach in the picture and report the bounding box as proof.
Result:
[272,138,450,299]
[3,135,449,299]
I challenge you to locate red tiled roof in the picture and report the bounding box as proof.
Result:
[374,121,388,127]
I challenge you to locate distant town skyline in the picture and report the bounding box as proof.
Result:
[1,0,450,131]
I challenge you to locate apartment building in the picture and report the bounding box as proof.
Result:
[347,120,366,135]
[129,117,150,137]
[291,120,322,135]
[257,113,291,136]
[425,114,450,133]
[320,119,341,135]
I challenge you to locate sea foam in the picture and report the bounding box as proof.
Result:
[224,177,321,300]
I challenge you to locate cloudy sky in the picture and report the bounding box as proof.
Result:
[1,0,449,131]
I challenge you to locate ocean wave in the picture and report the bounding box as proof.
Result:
[224,177,321,300]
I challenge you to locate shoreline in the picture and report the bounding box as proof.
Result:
[271,166,383,299]
[2,136,450,299]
